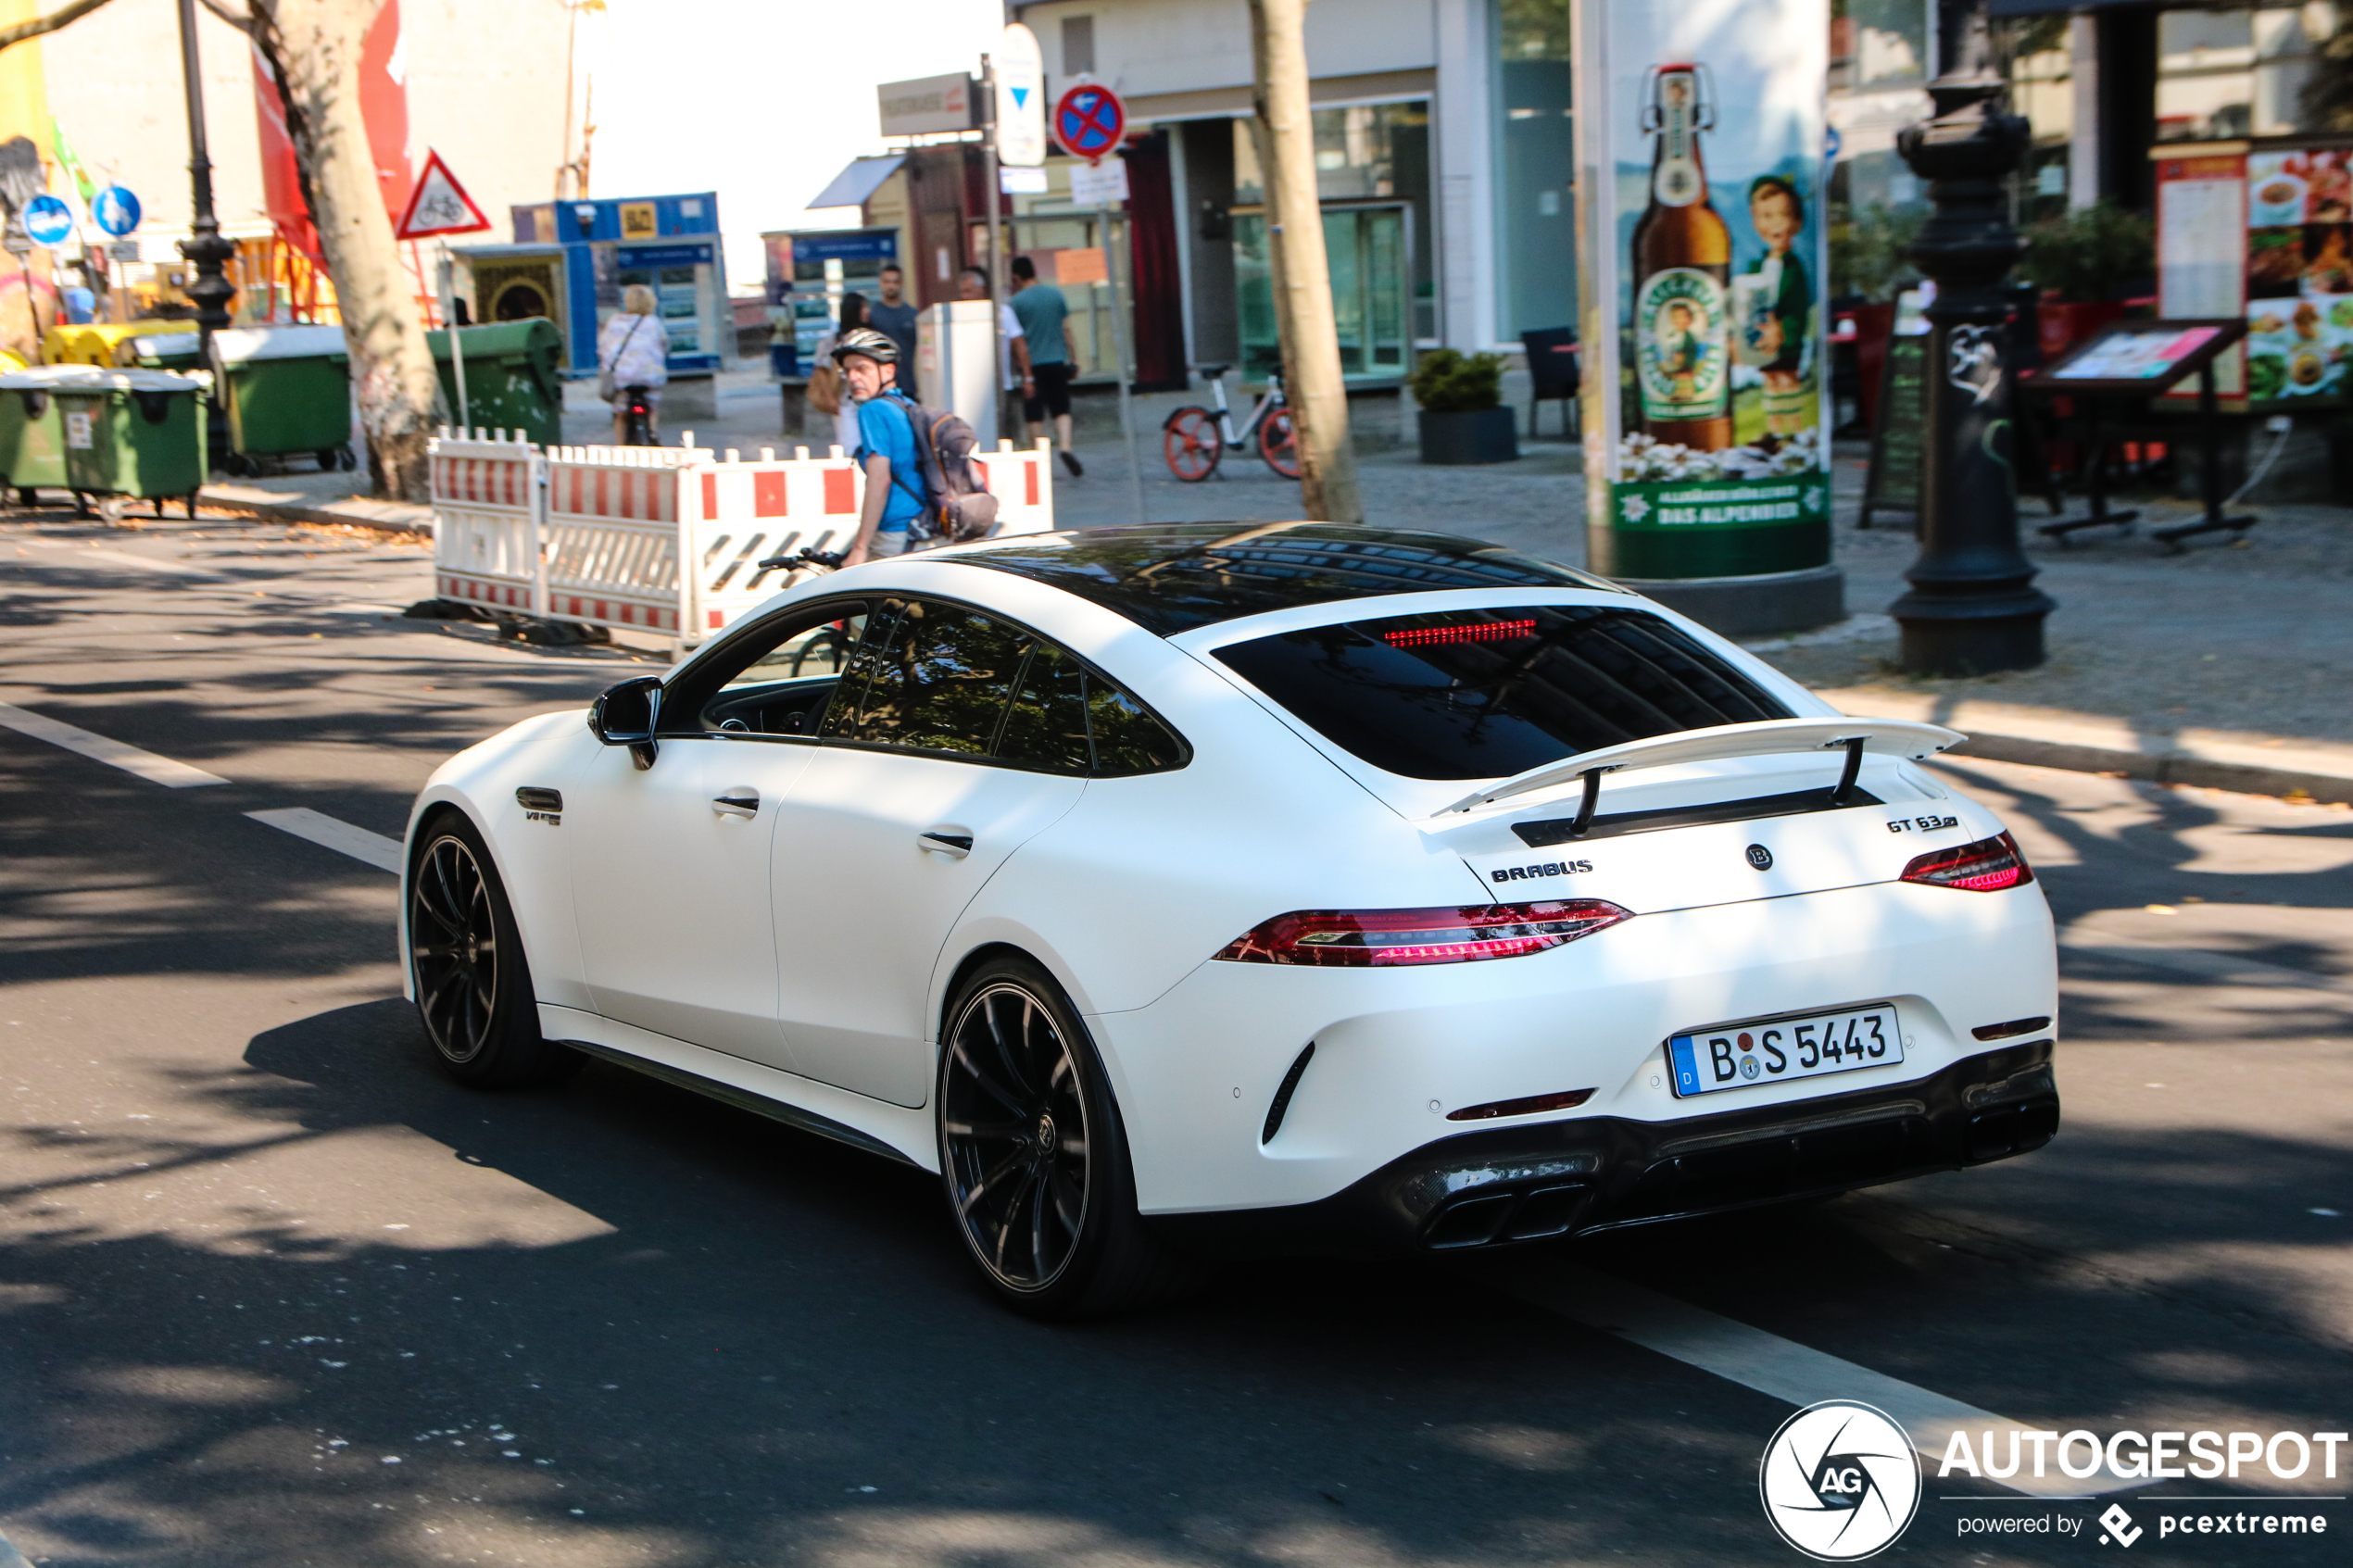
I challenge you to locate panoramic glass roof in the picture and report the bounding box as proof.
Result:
[951,523,1622,636]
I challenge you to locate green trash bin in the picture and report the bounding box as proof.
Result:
[125,331,207,374]
[209,324,355,475]
[52,369,208,517]
[427,317,564,449]
[0,364,113,503]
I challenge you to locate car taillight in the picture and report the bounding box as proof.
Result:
[1901,832,2033,892]
[1214,900,1630,967]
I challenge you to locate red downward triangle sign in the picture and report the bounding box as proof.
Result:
[396,149,492,240]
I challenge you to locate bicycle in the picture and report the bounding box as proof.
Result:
[1162,367,1301,482]
[618,384,658,446]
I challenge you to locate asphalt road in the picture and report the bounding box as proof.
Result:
[3,512,2348,1568]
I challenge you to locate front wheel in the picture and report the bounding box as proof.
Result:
[1259,407,1302,480]
[1163,407,1223,482]
[937,958,1203,1319]
[408,813,577,1088]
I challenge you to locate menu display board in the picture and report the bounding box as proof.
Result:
[2031,320,2246,395]
[2243,147,2353,402]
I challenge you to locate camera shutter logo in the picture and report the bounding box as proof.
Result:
[1758,1400,1921,1560]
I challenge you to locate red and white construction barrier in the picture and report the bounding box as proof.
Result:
[429,430,1058,646]
[430,430,545,615]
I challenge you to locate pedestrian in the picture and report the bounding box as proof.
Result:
[868,263,920,368]
[832,326,930,567]
[811,293,871,457]
[1010,256,1082,476]
[597,284,669,444]
[955,264,1031,424]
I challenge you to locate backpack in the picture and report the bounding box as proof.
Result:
[899,399,1001,544]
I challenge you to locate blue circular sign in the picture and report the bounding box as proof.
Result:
[92,185,140,238]
[1052,84,1125,162]
[22,194,72,246]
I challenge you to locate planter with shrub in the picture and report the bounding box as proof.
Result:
[1410,349,1517,465]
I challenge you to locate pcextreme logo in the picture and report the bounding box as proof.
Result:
[1759,1400,1923,1561]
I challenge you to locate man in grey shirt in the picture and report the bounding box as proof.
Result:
[867,263,920,370]
[1011,255,1082,477]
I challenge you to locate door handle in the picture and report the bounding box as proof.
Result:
[711,790,760,820]
[919,830,973,858]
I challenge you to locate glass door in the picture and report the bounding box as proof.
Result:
[1232,203,1411,383]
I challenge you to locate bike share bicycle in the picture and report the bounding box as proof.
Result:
[1162,367,1301,482]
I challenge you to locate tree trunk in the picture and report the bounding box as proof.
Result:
[254,0,438,500]
[1247,0,1361,523]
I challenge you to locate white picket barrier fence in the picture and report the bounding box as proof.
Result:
[429,428,1059,647]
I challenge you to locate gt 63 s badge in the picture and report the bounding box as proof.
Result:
[1759,1400,1921,1560]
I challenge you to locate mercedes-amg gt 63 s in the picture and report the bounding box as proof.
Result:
[402,525,2058,1317]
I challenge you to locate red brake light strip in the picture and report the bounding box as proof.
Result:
[1382,619,1538,648]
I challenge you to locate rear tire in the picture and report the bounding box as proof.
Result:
[1163,407,1223,482]
[1259,408,1301,480]
[937,957,1203,1319]
[407,811,577,1088]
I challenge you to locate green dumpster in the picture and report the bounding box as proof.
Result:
[0,364,113,502]
[210,324,355,474]
[427,317,563,449]
[52,369,208,517]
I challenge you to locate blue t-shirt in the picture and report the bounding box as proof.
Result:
[854,390,926,533]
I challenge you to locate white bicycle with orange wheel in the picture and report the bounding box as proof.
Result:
[1162,366,1301,482]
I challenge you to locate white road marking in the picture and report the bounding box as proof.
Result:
[0,700,229,787]
[245,809,405,873]
[1490,1263,2133,1498]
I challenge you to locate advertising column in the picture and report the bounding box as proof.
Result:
[1577,0,1841,632]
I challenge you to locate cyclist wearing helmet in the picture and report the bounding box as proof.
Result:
[832,327,929,566]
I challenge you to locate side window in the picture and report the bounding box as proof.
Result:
[819,596,1190,777]
[996,643,1091,773]
[825,597,1030,758]
[1085,678,1187,776]
[662,599,868,737]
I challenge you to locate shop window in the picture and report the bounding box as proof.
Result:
[1494,0,1576,341]
[2156,6,2336,143]
[1994,16,2077,225]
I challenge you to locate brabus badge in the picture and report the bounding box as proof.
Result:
[1745,844,1773,871]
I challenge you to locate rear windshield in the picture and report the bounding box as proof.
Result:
[1213,606,1793,781]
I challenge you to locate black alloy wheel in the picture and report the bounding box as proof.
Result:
[407,814,574,1088]
[937,960,1203,1318]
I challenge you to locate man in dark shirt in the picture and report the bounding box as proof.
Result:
[867,264,920,369]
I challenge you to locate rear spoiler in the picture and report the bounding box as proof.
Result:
[1433,717,1965,822]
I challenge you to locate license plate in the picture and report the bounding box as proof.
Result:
[1666,1005,1904,1098]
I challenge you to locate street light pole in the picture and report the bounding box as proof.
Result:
[1887,1,2054,675]
[175,0,238,370]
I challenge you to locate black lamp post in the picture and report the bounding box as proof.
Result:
[175,0,237,367]
[1886,1,2054,675]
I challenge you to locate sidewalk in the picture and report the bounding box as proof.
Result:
[196,374,2353,806]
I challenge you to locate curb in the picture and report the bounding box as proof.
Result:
[1949,732,2353,807]
[196,484,430,536]
[1815,685,2353,806]
[181,493,2353,807]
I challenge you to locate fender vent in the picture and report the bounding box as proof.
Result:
[1261,1042,1316,1145]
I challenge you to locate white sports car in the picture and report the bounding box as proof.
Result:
[402,524,2059,1317]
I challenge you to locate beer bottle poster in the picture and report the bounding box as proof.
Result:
[1575,0,1831,581]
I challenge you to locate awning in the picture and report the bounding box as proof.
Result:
[806,156,907,211]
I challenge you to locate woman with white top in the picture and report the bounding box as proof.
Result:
[597,284,670,444]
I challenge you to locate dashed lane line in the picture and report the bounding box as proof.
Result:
[1484,1262,2134,1499]
[0,700,229,787]
[244,808,405,873]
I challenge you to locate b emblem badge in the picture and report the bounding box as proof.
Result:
[1745,844,1773,871]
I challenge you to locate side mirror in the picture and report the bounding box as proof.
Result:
[589,675,663,770]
